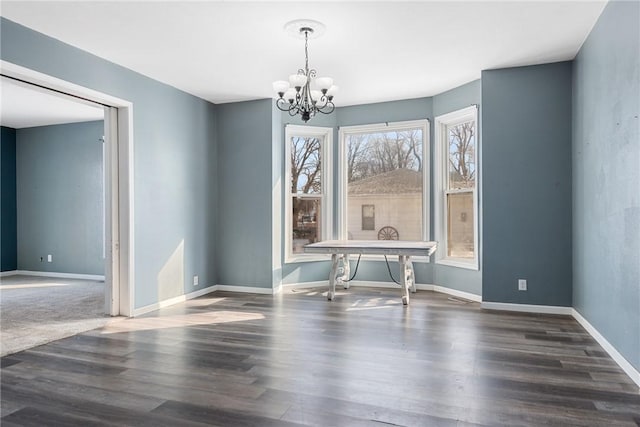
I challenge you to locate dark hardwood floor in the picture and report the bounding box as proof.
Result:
[1,287,639,426]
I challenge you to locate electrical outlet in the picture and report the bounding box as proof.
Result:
[47,254,53,263]
[193,275,199,286]
[518,279,527,291]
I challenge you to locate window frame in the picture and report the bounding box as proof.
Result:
[338,119,430,261]
[284,124,333,263]
[434,106,479,270]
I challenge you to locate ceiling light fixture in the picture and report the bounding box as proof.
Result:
[273,20,338,123]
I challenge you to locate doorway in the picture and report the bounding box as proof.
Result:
[1,60,133,319]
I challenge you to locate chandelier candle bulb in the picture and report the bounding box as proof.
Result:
[284,88,296,103]
[315,77,333,91]
[273,80,290,96]
[273,19,336,123]
[289,74,307,90]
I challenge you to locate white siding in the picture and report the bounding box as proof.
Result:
[347,194,421,240]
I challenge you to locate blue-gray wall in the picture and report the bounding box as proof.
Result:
[1,18,218,308]
[572,0,639,371]
[216,99,274,288]
[16,121,104,275]
[482,62,573,306]
[1,126,18,271]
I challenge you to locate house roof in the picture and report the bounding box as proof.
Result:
[348,169,422,195]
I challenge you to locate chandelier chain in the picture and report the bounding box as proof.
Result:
[304,30,309,73]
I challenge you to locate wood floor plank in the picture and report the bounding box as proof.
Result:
[151,400,305,427]
[2,287,639,426]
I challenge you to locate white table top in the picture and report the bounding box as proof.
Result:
[304,240,437,257]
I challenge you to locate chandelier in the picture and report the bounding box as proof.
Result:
[273,20,338,123]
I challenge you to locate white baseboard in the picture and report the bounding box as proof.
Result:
[572,308,640,389]
[214,284,276,295]
[281,280,482,302]
[132,283,282,317]
[0,270,19,278]
[480,301,573,315]
[349,280,402,289]
[133,285,218,317]
[4,270,105,281]
[429,285,482,302]
[282,280,328,290]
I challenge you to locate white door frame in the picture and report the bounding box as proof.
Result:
[1,60,135,317]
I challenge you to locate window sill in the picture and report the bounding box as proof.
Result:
[285,255,331,264]
[436,258,479,271]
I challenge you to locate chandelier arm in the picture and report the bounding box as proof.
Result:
[313,95,330,109]
[316,103,336,115]
[275,98,294,113]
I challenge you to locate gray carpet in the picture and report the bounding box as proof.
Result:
[0,274,119,356]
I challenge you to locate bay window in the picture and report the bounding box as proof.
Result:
[285,125,332,262]
[435,106,479,269]
[338,120,430,244]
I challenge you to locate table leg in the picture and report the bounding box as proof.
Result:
[399,255,410,305]
[328,253,339,300]
[341,254,351,289]
[406,257,416,293]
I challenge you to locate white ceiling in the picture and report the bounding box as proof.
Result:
[0,1,606,107]
[0,77,104,129]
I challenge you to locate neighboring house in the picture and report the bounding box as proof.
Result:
[347,168,474,252]
[347,168,423,241]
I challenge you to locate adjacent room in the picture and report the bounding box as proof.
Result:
[0,76,112,356]
[0,1,638,426]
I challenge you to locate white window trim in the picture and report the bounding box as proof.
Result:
[284,125,333,263]
[338,119,430,262]
[434,105,479,270]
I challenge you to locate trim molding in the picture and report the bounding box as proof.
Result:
[5,270,105,281]
[0,270,19,277]
[480,301,573,315]
[430,285,482,302]
[282,280,328,290]
[132,284,277,317]
[133,285,218,317]
[281,280,482,302]
[214,284,276,295]
[572,308,640,388]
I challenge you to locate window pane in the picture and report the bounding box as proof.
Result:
[447,192,474,258]
[292,197,321,254]
[361,204,375,230]
[346,129,423,240]
[291,136,322,194]
[447,121,475,189]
